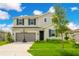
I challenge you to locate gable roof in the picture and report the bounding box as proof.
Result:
[13,12,54,20]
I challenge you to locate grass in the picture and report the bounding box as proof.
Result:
[0,41,9,46]
[28,39,79,56]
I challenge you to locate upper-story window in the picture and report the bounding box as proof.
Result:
[17,18,24,25]
[44,18,47,22]
[28,18,36,25]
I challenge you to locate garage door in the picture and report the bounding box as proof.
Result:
[25,33,36,42]
[74,34,79,42]
[16,33,36,42]
[16,33,24,42]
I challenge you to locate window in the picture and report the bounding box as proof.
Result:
[49,29,55,37]
[17,18,24,25]
[44,18,47,22]
[28,18,36,25]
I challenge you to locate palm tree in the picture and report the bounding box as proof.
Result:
[52,5,70,49]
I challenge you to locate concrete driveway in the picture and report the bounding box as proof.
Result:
[0,42,33,56]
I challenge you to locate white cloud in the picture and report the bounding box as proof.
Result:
[67,22,79,30]
[7,24,13,28]
[2,27,12,32]
[0,24,6,28]
[71,7,79,11]
[48,6,55,13]
[33,10,43,15]
[0,10,9,20]
[0,24,13,32]
[20,15,28,17]
[0,3,22,12]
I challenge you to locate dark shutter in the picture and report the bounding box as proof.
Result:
[22,19,24,25]
[17,18,18,25]
[34,18,36,25]
[28,18,30,25]
[49,29,51,37]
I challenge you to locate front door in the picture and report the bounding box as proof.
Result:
[39,31,44,40]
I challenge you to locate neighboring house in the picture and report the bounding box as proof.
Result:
[71,29,79,43]
[12,12,57,42]
[0,30,7,41]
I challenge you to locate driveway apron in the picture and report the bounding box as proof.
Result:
[0,42,33,56]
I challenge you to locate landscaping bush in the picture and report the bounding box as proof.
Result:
[60,49,79,56]
[46,39,49,42]
[64,36,69,40]
[6,32,14,42]
[35,40,40,42]
[74,44,79,48]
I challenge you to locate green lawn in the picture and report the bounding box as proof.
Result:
[0,41,9,46]
[28,39,79,56]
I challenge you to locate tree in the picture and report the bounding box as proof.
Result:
[52,5,70,49]
[6,32,13,42]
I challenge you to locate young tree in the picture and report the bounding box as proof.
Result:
[52,5,70,49]
[6,32,13,42]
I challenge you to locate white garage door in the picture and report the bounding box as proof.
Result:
[74,34,79,42]
[16,33,24,42]
[16,33,36,42]
[25,33,36,42]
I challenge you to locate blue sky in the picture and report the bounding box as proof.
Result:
[0,3,79,31]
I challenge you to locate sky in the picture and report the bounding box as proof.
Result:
[0,3,79,32]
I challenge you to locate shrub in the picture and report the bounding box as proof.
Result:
[6,32,14,42]
[64,36,69,40]
[74,44,79,48]
[46,39,49,42]
[35,40,40,42]
[61,50,75,56]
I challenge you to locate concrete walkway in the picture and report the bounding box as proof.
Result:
[0,42,33,56]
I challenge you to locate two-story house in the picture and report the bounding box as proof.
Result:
[12,12,56,42]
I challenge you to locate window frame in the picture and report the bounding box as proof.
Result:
[28,18,36,25]
[49,29,55,37]
[44,18,47,22]
[17,18,24,25]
